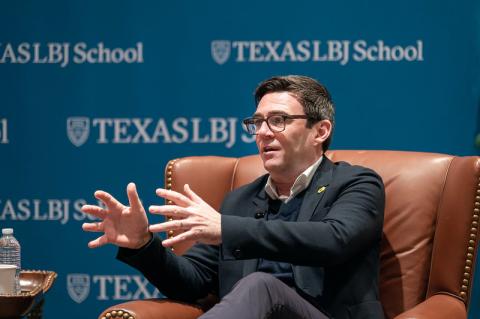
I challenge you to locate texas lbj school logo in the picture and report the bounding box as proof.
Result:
[211,39,424,65]
[67,117,90,147]
[65,116,253,148]
[211,40,231,65]
[67,274,90,304]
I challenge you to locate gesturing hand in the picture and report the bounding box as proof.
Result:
[148,184,221,247]
[81,183,151,249]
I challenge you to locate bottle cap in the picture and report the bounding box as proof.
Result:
[1,228,13,235]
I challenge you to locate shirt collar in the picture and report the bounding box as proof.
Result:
[265,156,323,203]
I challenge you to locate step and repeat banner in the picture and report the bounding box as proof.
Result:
[0,1,479,318]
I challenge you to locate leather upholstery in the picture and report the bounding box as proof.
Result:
[99,151,480,319]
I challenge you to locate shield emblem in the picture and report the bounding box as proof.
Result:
[67,117,90,147]
[211,40,231,65]
[67,273,90,303]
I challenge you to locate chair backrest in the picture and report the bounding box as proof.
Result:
[164,150,480,318]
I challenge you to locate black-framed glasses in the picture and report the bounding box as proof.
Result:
[242,114,311,135]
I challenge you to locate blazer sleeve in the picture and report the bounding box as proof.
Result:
[221,165,385,267]
[117,235,219,302]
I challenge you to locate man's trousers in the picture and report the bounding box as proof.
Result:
[199,272,329,319]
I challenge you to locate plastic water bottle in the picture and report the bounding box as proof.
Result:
[0,228,21,294]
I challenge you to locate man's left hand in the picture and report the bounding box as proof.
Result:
[148,184,222,247]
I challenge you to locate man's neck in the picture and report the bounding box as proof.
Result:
[274,181,294,197]
[269,171,299,196]
[269,155,324,197]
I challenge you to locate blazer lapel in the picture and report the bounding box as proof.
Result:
[297,157,334,222]
[242,183,268,277]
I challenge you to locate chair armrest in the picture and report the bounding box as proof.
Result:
[98,299,204,319]
[393,294,466,319]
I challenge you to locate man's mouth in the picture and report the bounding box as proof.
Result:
[263,146,279,154]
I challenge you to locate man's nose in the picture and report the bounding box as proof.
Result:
[256,121,274,137]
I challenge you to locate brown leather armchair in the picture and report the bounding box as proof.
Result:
[99,151,480,319]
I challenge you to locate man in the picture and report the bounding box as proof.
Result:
[82,75,385,319]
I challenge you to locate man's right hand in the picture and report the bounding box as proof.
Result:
[81,182,151,249]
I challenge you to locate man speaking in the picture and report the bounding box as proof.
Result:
[82,75,385,319]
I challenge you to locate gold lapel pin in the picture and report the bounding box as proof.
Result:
[317,186,326,193]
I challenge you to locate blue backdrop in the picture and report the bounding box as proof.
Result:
[0,1,479,318]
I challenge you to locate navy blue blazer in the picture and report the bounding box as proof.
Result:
[118,157,385,319]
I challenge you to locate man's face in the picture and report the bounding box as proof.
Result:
[255,92,321,181]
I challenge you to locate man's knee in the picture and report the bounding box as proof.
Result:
[234,272,283,292]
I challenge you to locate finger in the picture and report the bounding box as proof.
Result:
[82,222,104,233]
[94,190,124,211]
[155,188,193,207]
[127,182,143,211]
[81,205,107,220]
[161,229,197,247]
[148,205,190,218]
[87,234,109,248]
[148,220,191,233]
[184,184,203,203]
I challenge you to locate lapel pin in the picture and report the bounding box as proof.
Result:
[317,186,326,193]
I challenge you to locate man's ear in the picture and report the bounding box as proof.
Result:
[312,120,332,146]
